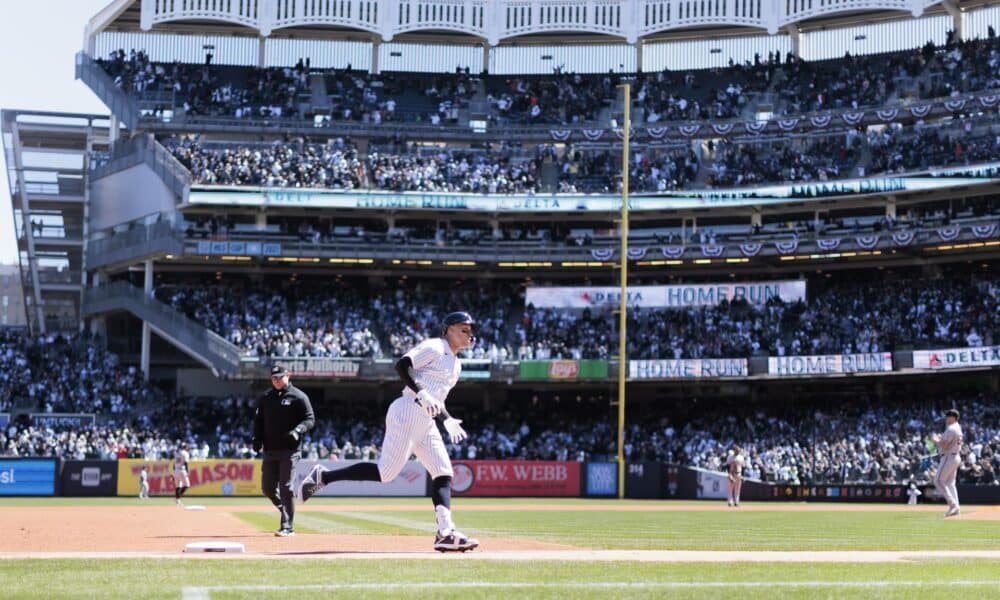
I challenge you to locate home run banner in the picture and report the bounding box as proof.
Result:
[912,345,1000,370]
[452,461,581,497]
[117,459,263,496]
[526,281,806,310]
[293,460,427,496]
[768,353,893,376]
[629,358,748,379]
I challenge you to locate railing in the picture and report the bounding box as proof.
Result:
[81,280,247,378]
[87,220,185,270]
[90,133,192,200]
[75,51,137,129]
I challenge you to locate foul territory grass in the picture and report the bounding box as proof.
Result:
[0,559,998,599]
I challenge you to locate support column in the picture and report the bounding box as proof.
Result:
[256,211,267,231]
[635,41,643,73]
[886,196,897,220]
[940,0,963,42]
[141,260,153,380]
[482,42,491,75]
[371,39,381,74]
[109,115,120,144]
[258,36,267,68]
[787,23,801,59]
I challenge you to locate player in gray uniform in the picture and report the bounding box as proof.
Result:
[726,445,745,507]
[932,409,963,517]
[299,312,479,552]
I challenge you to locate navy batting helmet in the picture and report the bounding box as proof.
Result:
[442,311,476,335]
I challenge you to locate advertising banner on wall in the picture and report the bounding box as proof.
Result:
[912,345,1000,370]
[452,461,581,497]
[61,460,118,496]
[0,458,57,496]
[271,357,361,378]
[585,462,617,496]
[117,459,262,496]
[293,460,427,496]
[768,353,893,376]
[629,358,748,379]
[518,360,609,380]
[526,281,806,310]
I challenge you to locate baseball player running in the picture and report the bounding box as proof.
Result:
[932,409,963,517]
[174,442,191,505]
[726,445,745,507]
[299,312,479,552]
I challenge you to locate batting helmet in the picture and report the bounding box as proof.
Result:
[442,311,476,335]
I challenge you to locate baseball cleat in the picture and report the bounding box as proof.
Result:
[299,464,329,503]
[434,530,479,552]
[945,507,960,517]
[274,528,295,537]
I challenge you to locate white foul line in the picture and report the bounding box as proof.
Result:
[183,580,1000,598]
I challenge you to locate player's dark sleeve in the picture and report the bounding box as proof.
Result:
[396,356,454,423]
[293,389,315,436]
[395,356,422,393]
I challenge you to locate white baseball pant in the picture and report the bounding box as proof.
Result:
[727,477,742,505]
[933,453,960,509]
[377,396,454,482]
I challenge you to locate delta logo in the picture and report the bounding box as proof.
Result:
[929,353,943,367]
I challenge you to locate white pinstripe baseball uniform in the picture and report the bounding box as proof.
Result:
[377,338,459,482]
[933,422,963,509]
[726,453,744,506]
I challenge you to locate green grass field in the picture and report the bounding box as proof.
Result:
[1,497,998,599]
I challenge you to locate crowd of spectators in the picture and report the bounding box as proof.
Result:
[868,125,1000,174]
[99,49,306,119]
[487,70,614,125]
[5,384,995,488]
[162,134,365,189]
[155,282,382,358]
[367,148,539,193]
[706,134,862,186]
[0,330,157,415]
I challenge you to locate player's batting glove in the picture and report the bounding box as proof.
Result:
[443,418,467,444]
[416,389,443,418]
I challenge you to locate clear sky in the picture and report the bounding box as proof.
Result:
[0,0,111,265]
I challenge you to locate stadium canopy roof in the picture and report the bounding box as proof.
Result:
[84,0,980,51]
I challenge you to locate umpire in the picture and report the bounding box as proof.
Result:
[252,364,314,537]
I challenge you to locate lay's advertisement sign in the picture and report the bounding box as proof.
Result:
[117,459,262,496]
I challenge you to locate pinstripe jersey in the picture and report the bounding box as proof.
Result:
[401,337,461,403]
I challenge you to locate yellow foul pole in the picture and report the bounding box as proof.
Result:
[616,83,630,499]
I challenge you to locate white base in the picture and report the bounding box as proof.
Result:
[184,505,206,511]
[184,541,245,553]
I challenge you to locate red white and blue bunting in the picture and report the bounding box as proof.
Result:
[909,104,932,118]
[855,234,880,249]
[679,124,701,137]
[810,115,832,128]
[842,111,865,125]
[891,230,916,246]
[712,123,734,135]
[661,246,685,259]
[979,95,1000,108]
[549,129,572,141]
[582,129,605,141]
[647,126,669,139]
[936,225,961,241]
[591,248,615,260]
[971,223,998,239]
[944,99,967,112]
[627,247,647,260]
[739,242,763,257]
[876,108,898,122]
[614,127,635,140]
[774,239,799,254]
[777,118,800,131]
[744,121,768,135]
[816,238,841,251]
[701,244,725,257]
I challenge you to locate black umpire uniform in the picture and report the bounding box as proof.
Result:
[253,365,314,535]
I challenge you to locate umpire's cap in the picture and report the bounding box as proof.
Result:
[270,364,290,377]
[442,311,476,335]
[945,409,960,420]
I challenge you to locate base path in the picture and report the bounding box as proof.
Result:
[0,505,570,554]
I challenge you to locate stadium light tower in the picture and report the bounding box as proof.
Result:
[616,83,630,500]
